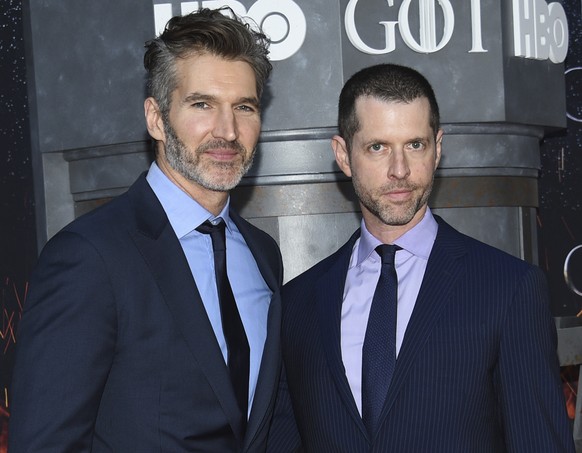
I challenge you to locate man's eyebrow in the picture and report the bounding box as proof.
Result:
[183,92,216,104]
[238,96,261,108]
[408,136,430,143]
[236,97,261,113]
[182,93,260,109]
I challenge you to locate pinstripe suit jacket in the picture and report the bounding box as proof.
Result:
[268,216,574,453]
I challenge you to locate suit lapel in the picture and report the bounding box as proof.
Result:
[127,176,245,443]
[315,230,369,435]
[379,217,467,424]
[230,211,283,450]
[244,290,281,450]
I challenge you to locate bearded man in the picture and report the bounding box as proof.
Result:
[267,63,574,453]
[9,8,283,452]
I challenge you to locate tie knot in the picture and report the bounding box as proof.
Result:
[196,220,226,251]
[196,219,225,235]
[375,244,400,266]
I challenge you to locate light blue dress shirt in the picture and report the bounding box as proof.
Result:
[341,208,438,415]
[146,162,272,416]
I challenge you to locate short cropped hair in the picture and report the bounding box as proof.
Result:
[338,64,440,150]
[144,7,272,116]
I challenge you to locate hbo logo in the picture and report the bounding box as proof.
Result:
[512,0,568,63]
[154,0,307,61]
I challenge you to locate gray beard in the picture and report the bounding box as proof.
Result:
[163,120,254,192]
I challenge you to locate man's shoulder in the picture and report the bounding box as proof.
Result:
[231,210,277,245]
[283,230,359,294]
[434,215,537,275]
[64,188,134,236]
[50,175,150,249]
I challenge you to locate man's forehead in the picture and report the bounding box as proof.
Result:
[355,94,429,110]
[354,95,431,124]
[354,95,436,134]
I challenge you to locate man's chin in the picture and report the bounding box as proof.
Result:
[204,182,239,192]
[375,205,419,227]
[197,173,245,192]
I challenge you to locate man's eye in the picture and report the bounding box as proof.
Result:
[237,105,255,112]
[370,144,383,152]
[191,102,209,109]
[410,141,424,150]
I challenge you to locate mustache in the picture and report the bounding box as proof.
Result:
[197,139,246,154]
[379,183,418,192]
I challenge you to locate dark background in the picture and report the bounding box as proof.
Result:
[0,1,36,450]
[539,0,582,317]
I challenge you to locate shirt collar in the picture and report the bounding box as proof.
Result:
[146,162,232,238]
[357,208,438,265]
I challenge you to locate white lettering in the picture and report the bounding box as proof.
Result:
[153,1,306,61]
[513,0,536,57]
[536,0,550,60]
[248,0,306,61]
[512,0,568,63]
[182,1,246,17]
[398,0,455,53]
[345,0,484,55]
[154,1,568,63]
[345,0,398,55]
[469,0,486,53]
[154,3,173,36]
[548,2,568,63]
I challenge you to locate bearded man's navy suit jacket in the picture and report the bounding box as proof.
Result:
[9,174,283,452]
[268,216,574,453]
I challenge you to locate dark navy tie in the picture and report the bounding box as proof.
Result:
[362,244,400,437]
[196,220,249,429]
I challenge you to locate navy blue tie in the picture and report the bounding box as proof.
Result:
[196,220,249,430]
[362,244,400,437]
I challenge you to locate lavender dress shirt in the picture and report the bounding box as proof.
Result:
[341,208,438,415]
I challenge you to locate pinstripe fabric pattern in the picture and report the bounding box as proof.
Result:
[268,216,574,453]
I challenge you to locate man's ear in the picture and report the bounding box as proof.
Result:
[331,135,352,178]
[434,128,444,168]
[144,97,165,142]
